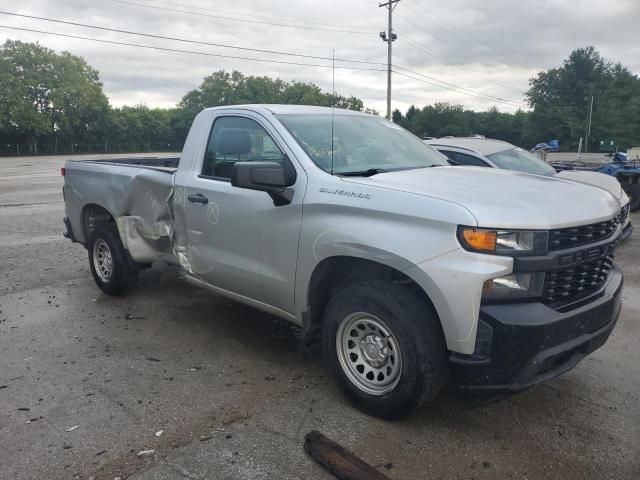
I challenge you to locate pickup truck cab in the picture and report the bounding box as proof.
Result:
[63,105,624,418]
[425,137,633,240]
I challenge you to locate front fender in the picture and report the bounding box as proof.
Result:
[295,216,465,329]
[405,250,512,355]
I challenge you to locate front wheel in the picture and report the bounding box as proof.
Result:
[87,224,138,296]
[322,281,447,419]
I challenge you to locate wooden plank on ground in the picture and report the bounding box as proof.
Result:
[303,430,393,480]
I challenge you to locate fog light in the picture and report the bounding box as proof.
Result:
[482,272,544,301]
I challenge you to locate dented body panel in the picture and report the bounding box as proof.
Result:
[64,160,178,264]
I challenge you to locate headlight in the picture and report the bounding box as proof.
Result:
[482,272,545,301]
[619,203,630,226]
[457,226,548,256]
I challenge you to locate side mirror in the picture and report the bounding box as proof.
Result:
[231,161,294,206]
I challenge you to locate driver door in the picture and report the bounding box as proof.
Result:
[173,111,305,315]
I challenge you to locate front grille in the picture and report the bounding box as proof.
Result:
[542,255,614,304]
[548,219,618,251]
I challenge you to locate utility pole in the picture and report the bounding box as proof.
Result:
[379,0,399,121]
[577,137,583,161]
[585,94,594,153]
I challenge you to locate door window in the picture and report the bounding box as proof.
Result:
[202,116,286,179]
[438,150,460,165]
[453,152,490,167]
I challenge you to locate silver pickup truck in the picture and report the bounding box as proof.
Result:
[63,105,625,418]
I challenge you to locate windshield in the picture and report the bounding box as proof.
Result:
[276,114,448,174]
[486,147,556,176]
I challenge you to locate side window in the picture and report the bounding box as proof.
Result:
[438,150,460,165]
[454,152,490,167]
[202,116,285,179]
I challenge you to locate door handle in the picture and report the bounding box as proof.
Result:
[188,193,209,204]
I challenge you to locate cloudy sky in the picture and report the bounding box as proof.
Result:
[1,0,639,114]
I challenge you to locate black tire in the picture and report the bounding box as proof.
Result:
[87,224,139,296]
[322,281,447,419]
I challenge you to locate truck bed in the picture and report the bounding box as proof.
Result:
[79,156,180,172]
[63,157,179,264]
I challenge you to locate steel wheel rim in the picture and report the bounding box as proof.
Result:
[336,312,402,396]
[93,238,113,283]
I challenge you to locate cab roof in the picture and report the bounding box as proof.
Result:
[205,104,370,116]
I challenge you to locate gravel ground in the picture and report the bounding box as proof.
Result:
[0,154,638,480]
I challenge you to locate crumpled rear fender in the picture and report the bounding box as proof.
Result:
[65,163,177,263]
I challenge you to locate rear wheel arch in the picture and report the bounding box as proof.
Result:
[81,204,117,243]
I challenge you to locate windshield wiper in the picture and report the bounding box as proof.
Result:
[338,165,439,176]
[338,168,389,177]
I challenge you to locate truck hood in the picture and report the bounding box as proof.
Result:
[343,166,620,229]
[554,170,625,201]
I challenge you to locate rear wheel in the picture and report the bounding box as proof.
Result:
[322,281,447,419]
[88,224,138,295]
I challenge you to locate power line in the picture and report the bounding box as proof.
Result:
[394,12,455,51]
[0,25,388,72]
[105,0,376,35]
[392,68,517,107]
[0,11,386,66]
[398,36,471,79]
[140,0,375,32]
[397,41,591,112]
[392,68,526,108]
[394,68,582,111]
[400,36,525,95]
[395,18,526,95]
[396,13,532,95]
[401,3,525,94]
[394,65,526,107]
[0,20,533,109]
[404,1,481,50]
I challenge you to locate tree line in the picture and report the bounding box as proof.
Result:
[1,41,639,156]
[0,41,370,155]
[394,47,640,151]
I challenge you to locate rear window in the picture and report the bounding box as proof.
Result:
[486,147,556,176]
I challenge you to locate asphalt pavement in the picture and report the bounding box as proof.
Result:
[0,154,638,480]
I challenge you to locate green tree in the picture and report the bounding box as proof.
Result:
[175,70,369,141]
[52,52,110,150]
[0,40,109,153]
[395,47,640,152]
[0,41,57,152]
[394,102,530,147]
[526,46,640,150]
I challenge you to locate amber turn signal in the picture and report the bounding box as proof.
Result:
[460,228,497,253]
